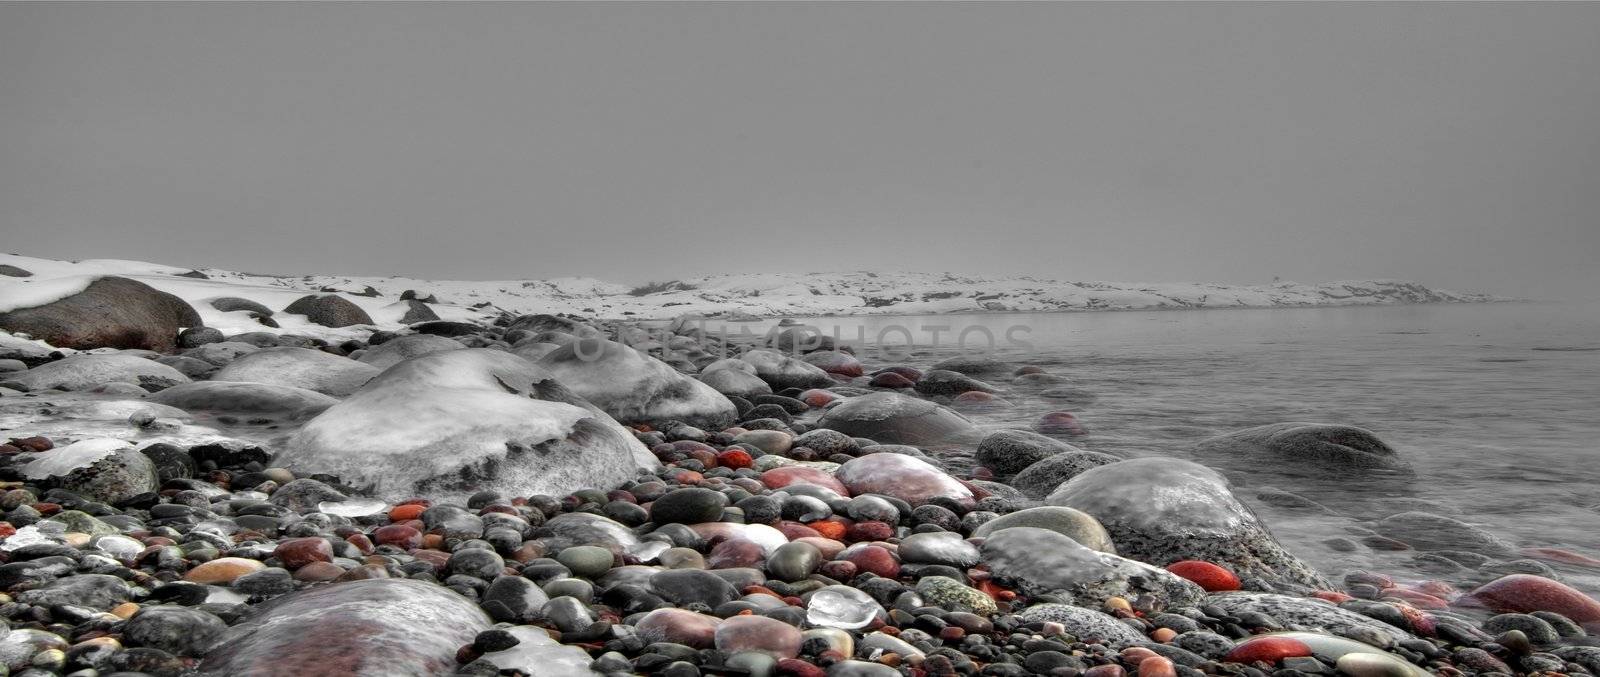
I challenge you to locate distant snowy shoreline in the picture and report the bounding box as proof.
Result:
[0,253,1502,343]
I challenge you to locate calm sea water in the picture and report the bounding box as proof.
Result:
[712,301,1600,593]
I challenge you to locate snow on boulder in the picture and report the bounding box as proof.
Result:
[537,337,737,430]
[23,438,160,504]
[210,347,379,397]
[815,392,981,446]
[278,349,656,503]
[1,354,190,392]
[149,381,338,419]
[282,294,374,328]
[355,334,464,371]
[0,276,201,352]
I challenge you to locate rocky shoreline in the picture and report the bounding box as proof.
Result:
[1,278,1597,677]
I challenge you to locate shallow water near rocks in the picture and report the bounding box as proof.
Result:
[703,301,1600,595]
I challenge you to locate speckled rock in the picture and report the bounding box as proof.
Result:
[981,527,1205,608]
[915,576,997,615]
[1205,593,1413,645]
[1047,458,1330,590]
[1015,604,1147,648]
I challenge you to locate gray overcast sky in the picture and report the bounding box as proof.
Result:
[2,3,1597,298]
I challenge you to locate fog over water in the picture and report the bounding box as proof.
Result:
[3,3,1598,298]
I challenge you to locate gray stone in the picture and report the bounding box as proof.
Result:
[211,347,379,397]
[1047,458,1330,590]
[539,338,736,430]
[971,506,1116,554]
[981,527,1205,608]
[816,392,981,447]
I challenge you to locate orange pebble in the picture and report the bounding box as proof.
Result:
[389,504,426,521]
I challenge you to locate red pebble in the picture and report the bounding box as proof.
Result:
[842,545,900,578]
[1463,574,1600,623]
[1311,590,1353,604]
[345,533,375,556]
[1137,657,1177,677]
[274,537,334,569]
[1037,411,1086,436]
[776,658,827,677]
[1164,560,1240,592]
[845,521,894,543]
[1384,588,1450,610]
[388,504,426,522]
[372,524,424,550]
[716,449,753,469]
[798,390,838,408]
[0,523,13,538]
[776,521,822,541]
[819,560,858,580]
[1084,665,1126,677]
[1224,636,1314,665]
[806,520,847,541]
[1520,547,1600,569]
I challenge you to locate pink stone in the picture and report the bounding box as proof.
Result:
[761,467,850,496]
[1037,411,1086,436]
[793,537,846,559]
[708,538,768,569]
[1463,574,1600,624]
[275,537,334,570]
[841,544,900,579]
[714,614,803,658]
[1224,636,1314,665]
[636,608,723,649]
[833,453,974,508]
[776,521,822,541]
[869,372,916,389]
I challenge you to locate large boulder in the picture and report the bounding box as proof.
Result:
[816,392,981,446]
[538,338,736,430]
[1373,511,1515,556]
[148,381,338,419]
[739,349,836,390]
[211,347,379,397]
[1009,449,1123,499]
[355,333,464,371]
[392,299,440,325]
[1,353,189,392]
[197,579,492,676]
[278,349,655,503]
[1047,458,1330,591]
[981,527,1205,608]
[975,430,1081,476]
[0,276,201,352]
[22,438,160,504]
[1193,423,1408,472]
[282,294,374,328]
[505,314,598,337]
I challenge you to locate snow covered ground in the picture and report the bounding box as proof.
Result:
[0,252,1499,342]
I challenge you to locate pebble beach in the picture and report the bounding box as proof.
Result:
[1,266,1598,677]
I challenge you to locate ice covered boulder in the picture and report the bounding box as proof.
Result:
[211,347,379,397]
[834,453,973,508]
[22,438,159,504]
[279,349,655,503]
[538,337,736,430]
[1,353,190,392]
[981,527,1205,608]
[1047,458,1331,590]
[816,392,981,446]
[197,579,492,676]
[355,333,464,370]
[0,332,53,361]
[149,381,337,418]
[282,294,374,328]
[740,349,836,390]
[0,276,201,352]
[1194,423,1409,472]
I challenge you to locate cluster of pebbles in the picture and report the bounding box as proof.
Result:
[0,313,1599,677]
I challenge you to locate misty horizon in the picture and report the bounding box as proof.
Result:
[4,3,1598,300]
